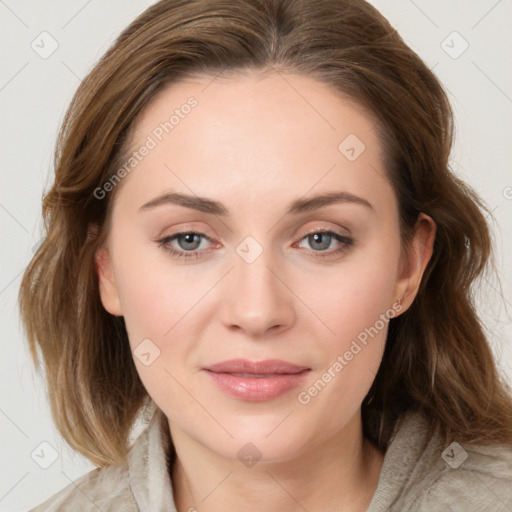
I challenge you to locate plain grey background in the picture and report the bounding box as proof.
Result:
[1,1,511,510]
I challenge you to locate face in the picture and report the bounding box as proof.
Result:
[95,70,431,463]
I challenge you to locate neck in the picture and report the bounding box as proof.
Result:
[169,412,384,512]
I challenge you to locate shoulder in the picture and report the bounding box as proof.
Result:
[386,412,512,512]
[29,462,138,511]
[411,440,512,512]
[28,405,171,511]
[368,411,512,512]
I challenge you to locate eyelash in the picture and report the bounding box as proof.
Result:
[156,228,354,261]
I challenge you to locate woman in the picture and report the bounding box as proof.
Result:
[19,0,512,510]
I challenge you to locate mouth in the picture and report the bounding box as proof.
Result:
[202,359,311,401]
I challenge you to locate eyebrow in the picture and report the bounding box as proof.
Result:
[138,190,374,216]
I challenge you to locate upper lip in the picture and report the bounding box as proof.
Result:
[203,359,310,374]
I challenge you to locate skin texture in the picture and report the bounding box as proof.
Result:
[95,70,435,512]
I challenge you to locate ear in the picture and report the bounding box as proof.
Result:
[394,213,436,313]
[92,228,123,317]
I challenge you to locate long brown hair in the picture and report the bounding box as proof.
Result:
[18,0,512,467]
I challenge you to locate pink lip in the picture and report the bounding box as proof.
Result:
[202,359,311,401]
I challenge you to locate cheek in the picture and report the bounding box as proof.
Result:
[306,234,400,350]
[112,234,199,343]
[111,239,215,410]
[112,248,201,414]
[295,235,399,406]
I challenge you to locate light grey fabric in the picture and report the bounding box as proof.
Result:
[30,407,177,512]
[366,413,512,511]
[30,408,512,511]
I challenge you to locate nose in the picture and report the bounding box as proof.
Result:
[219,245,295,339]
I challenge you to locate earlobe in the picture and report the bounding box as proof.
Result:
[94,244,123,316]
[395,213,436,312]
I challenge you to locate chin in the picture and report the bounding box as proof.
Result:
[206,411,321,463]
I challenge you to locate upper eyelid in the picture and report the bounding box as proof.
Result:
[160,220,351,239]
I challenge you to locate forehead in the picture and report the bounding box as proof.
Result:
[115,70,395,219]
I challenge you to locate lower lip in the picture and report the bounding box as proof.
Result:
[203,369,310,401]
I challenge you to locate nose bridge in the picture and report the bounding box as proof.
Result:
[220,234,293,336]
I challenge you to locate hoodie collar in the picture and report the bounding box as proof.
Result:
[127,406,178,511]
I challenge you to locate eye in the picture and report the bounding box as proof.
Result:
[157,231,213,260]
[294,229,354,259]
[156,228,354,261]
